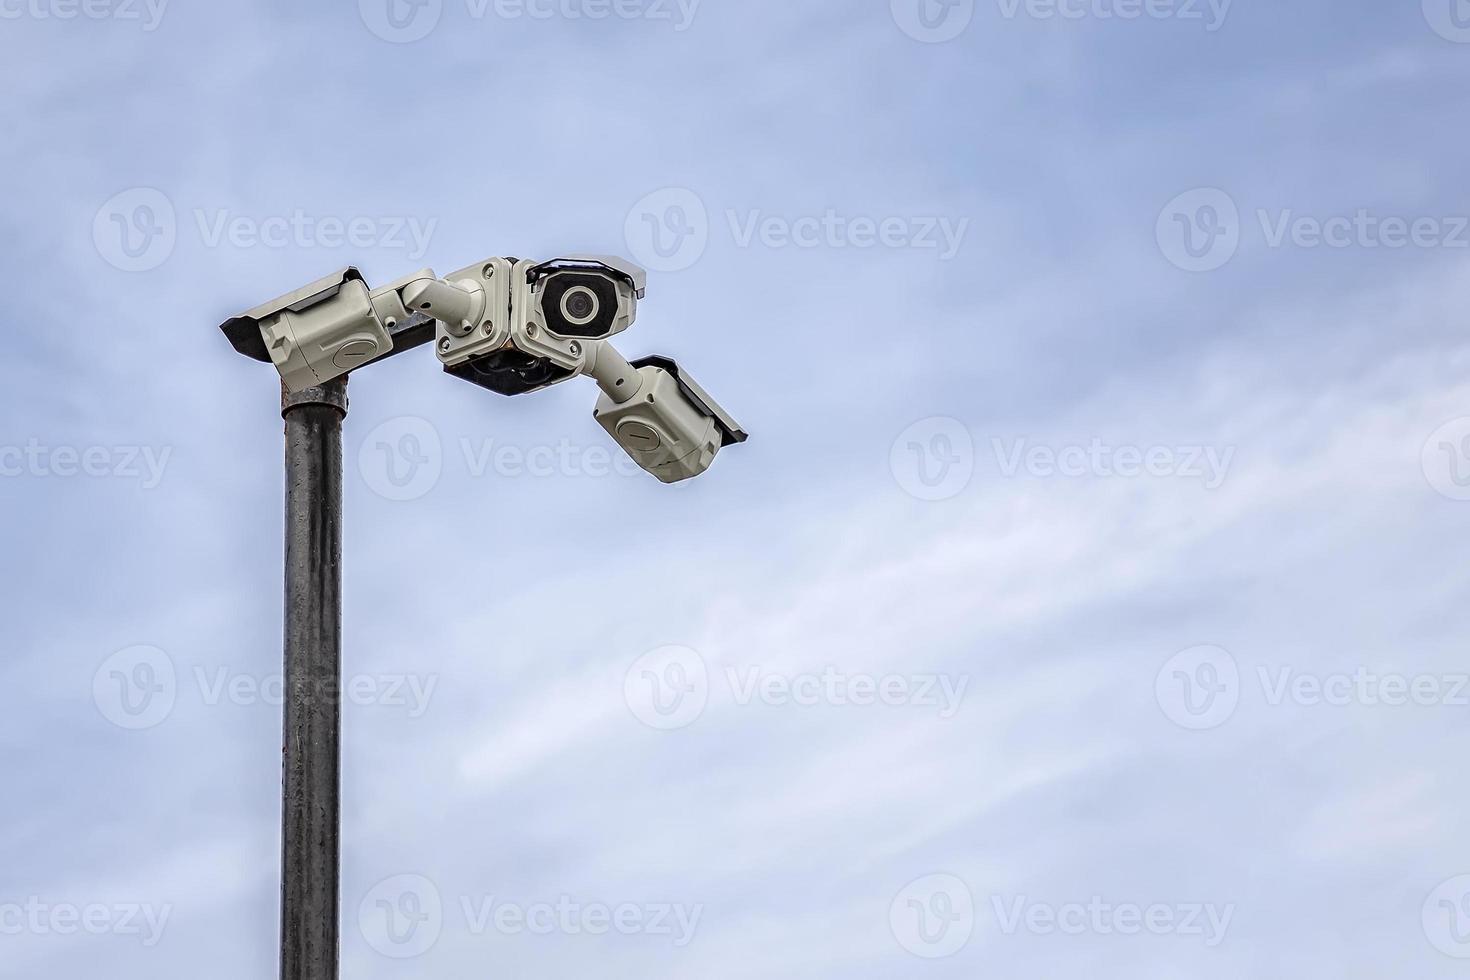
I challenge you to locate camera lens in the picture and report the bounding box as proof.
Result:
[561,287,598,324]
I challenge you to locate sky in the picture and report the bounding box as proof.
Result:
[2,0,1470,976]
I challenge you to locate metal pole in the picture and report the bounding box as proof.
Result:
[280,378,347,980]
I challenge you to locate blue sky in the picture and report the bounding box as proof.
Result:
[4,0,1470,976]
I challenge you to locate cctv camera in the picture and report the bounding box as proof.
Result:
[219,267,394,393]
[434,255,645,398]
[587,348,748,484]
[221,266,485,393]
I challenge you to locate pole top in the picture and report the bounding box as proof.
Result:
[281,377,349,419]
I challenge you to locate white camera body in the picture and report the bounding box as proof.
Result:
[434,255,645,395]
[222,268,394,393]
[221,265,489,393]
[594,357,742,484]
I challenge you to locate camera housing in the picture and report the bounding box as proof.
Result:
[222,266,490,393]
[435,255,646,398]
[220,267,394,393]
[592,354,748,484]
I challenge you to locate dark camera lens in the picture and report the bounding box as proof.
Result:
[563,289,597,322]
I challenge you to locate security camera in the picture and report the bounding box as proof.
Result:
[585,346,748,484]
[219,268,393,393]
[220,266,484,393]
[434,255,645,398]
